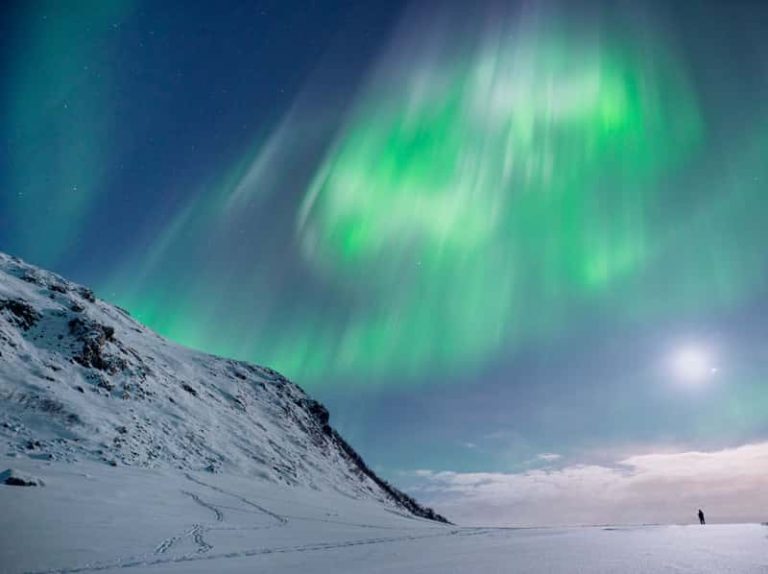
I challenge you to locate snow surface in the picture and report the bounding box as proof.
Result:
[1,456,766,574]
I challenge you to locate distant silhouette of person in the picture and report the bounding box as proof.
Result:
[698,509,705,525]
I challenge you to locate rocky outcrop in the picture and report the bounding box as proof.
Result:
[68,317,127,373]
[1,468,44,487]
[0,298,40,330]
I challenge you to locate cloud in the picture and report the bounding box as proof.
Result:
[411,442,768,527]
[536,452,562,462]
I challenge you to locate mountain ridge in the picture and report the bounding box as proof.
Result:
[0,251,448,523]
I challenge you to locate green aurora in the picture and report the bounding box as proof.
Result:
[108,24,720,385]
[5,3,768,393]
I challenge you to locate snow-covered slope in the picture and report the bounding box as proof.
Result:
[0,251,446,522]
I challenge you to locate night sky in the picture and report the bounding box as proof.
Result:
[3,0,768,524]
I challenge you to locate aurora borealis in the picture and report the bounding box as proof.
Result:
[295,13,702,378]
[3,0,768,518]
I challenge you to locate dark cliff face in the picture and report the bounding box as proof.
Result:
[300,396,450,523]
[0,252,449,524]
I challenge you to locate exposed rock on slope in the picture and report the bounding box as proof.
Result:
[0,467,44,486]
[0,252,447,523]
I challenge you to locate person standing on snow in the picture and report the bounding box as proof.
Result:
[698,509,706,525]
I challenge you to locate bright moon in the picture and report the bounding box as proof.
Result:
[670,346,717,384]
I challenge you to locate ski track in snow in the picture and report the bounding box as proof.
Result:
[145,476,291,566]
[153,491,223,557]
[184,473,288,525]
[182,491,224,522]
[23,465,475,574]
[26,528,469,573]
[153,523,212,557]
[189,524,213,554]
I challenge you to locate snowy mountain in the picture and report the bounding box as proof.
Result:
[0,251,447,523]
